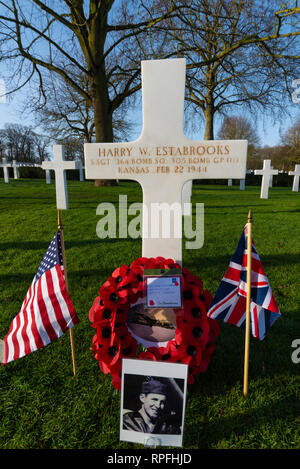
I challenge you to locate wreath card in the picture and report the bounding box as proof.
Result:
[144,268,182,308]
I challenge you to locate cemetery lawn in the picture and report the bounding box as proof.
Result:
[0,178,299,450]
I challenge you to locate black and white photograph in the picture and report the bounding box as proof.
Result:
[120,358,188,447]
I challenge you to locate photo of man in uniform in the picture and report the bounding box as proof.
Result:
[122,376,183,435]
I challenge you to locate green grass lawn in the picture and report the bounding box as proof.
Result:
[0,178,299,449]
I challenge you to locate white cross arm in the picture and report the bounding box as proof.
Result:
[42,159,79,171]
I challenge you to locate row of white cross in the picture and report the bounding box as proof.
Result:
[0,154,84,184]
[1,153,299,200]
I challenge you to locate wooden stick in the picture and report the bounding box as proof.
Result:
[58,210,77,377]
[243,209,252,396]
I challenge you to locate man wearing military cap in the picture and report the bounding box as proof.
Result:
[122,377,181,434]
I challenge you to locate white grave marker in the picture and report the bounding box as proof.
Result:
[0,158,12,183]
[289,164,300,192]
[12,160,19,179]
[228,179,232,186]
[42,145,79,209]
[76,158,84,181]
[43,156,52,184]
[85,59,248,263]
[254,160,278,199]
[269,165,274,187]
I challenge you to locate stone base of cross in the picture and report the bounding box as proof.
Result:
[84,59,248,264]
[42,146,80,209]
[254,160,278,199]
[289,164,300,192]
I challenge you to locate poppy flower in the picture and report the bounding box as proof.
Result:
[143,257,159,269]
[89,296,102,323]
[176,316,209,349]
[177,340,203,367]
[138,346,162,361]
[163,259,181,269]
[182,284,200,307]
[157,340,179,362]
[99,356,122,376]
[98,333,122,369]
[119,330,138,356]
[112,265,130,280]
[184,298,207,324]
[92,334,103,361]
[130,257,148,268]
[113,264,143,289]
[99,283,129,309]
[182,267,203,290]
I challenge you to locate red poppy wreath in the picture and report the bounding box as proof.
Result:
[89,256,220,391]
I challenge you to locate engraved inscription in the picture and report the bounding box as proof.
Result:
[89,143,242,179]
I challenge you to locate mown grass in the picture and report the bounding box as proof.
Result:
[0,178,299,449]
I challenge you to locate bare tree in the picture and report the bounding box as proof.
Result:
[0,0,177,183]
[217,114,260,168]
[160,0,300,139]
[0,123,49,162]
[30,68,134,146]
[280,115,300,167]
[0,1,177,137]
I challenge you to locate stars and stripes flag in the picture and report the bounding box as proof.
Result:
[0,231,79,364]
[207,225,281,340]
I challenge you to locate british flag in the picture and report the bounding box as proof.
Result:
[207,225,281,340]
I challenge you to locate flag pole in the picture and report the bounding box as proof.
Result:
[243,209,252,396]
[57,210,77,377]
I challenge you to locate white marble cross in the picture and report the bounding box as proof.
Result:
[0,158,12,183]
[289,164,300,192]
[43,156,52,184]
[85,58,248,263]
[254,160,278,199]
[269,165,274,187]
[42,145,79,209]
[76,158,84,181]
[12,160,19,179]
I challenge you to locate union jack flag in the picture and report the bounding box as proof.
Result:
[207,225,281,340]
[1,232,79,364]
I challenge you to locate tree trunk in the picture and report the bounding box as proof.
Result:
[203,69,215,140]
[91,71,117,187]
[203,102,214,140]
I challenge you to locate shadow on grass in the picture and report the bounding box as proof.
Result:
[0,238,133,251]
[183,253,300,269]
[0,269,111,286]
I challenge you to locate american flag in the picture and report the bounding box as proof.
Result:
[1,232,79,364]
[207,225,281,340]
